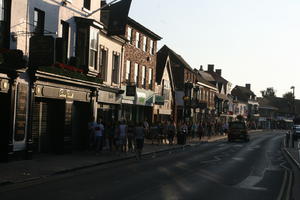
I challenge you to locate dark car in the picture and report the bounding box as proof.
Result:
[293,125,300,140]
[228,121,249,142]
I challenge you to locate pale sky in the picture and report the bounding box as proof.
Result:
[128,0,300,98]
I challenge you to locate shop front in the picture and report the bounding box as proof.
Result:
[0,76,11,161]
[32,81,92,154]
[121,86,154,123]
[97,88,122,125]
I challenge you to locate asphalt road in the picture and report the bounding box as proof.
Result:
[0,131,293,200]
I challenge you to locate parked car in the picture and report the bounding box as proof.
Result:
[228,121,249,142]
[292,125,300,140]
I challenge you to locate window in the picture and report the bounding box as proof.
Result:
[135,32,140,48]
[148,68,153,89]
[143,36,147,52]
[0,0,4,21]
[83,0,91,10]
[33,8,45,35]
[61,20,69,63]
[89,27,98,70]
[134,63,139,84]
[127,27,132,44]
[112,53,120,84]
[150,40,154,54]
[125,60,131,82]
[99,48,108,81]
[141,66,146,88]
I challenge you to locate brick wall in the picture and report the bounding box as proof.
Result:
[123,25,157,91]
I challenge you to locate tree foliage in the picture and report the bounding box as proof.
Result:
[261,87,276,97]
[282,92,294,99]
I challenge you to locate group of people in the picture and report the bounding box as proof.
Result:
[88,118,146,160]
[87,117,230,159]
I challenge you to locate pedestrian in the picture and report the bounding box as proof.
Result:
[134,122,145,160]
[106,121,115,152]
[180,121,188,144]
[94,118,104,154]
[167,120,176,145]
[88,116,97,150]
[127,121,135,152]
[198,122,204,141]
[118,120,127,153]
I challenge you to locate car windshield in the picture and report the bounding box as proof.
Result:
[229,123,246,129]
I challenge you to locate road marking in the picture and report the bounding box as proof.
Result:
[232,157,244,161]
[235,175,267,191]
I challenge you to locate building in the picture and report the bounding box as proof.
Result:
[1,0,132,159]
[157,45,201,124]
[121,17,162,123]
[231,84,259,128]
[154,53,175,122]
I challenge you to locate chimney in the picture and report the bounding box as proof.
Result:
[101,0,107,7]
[208,64,214,72]
[216,69,222,76]
[246,84,251,90]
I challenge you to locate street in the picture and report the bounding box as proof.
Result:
[0,131,294,200]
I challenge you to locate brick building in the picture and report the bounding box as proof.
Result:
[121,17,162,123]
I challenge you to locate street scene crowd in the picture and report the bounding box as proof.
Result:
[87,118,232,159]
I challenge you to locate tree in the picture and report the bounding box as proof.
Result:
[283,92,294,99]
[261,87,276,97]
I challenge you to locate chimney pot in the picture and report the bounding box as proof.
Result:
[246,84,251,90]
[216,69,222,76]
[208,64,214,72]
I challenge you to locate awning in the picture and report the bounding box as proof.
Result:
[136,91,146,105]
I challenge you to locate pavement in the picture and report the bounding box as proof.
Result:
[283,133,300,170]
[0,129,268,187]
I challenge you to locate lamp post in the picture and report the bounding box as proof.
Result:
[291,86,295,118]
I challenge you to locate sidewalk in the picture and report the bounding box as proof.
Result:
[284,137,300,170]
[0,129,263,186]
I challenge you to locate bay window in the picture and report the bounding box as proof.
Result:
[89,27,98,70]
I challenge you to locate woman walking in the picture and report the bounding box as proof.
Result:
[134,122,145,160]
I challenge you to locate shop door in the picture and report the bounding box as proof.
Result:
[47,99,65,154]
[72,102,90,150]
[0,93,10,161]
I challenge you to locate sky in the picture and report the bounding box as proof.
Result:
[127,0,300,98]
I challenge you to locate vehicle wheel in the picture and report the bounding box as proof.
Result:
[245,138,250,142]
[228,138,232,142]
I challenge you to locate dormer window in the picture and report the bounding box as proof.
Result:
[83,0,91,10]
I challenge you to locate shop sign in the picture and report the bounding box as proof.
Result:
[126,85,136,96]
[59,89,74,99]
[29,35,55,67]
[98,91,117,104]
[0,79,9,92]
[136,92,146,105]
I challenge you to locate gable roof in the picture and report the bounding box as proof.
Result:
[159,45,194,72]
[205,70,228,84]
[127,17,162,40]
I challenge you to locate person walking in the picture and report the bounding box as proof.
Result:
[198,122,204,141]
[106,121,115,152]
[88,116,97,150]
[94,118,104,154]
[167,120,176,145]
[134,122,145,160]
[127,121,135,152]
[118,120,127,153]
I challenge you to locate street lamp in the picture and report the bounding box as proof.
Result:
[291,86,295,118]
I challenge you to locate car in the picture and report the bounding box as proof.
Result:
[292,125,300,140]
[227,121,249,142]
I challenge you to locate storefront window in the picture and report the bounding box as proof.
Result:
[14,84,28,142]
